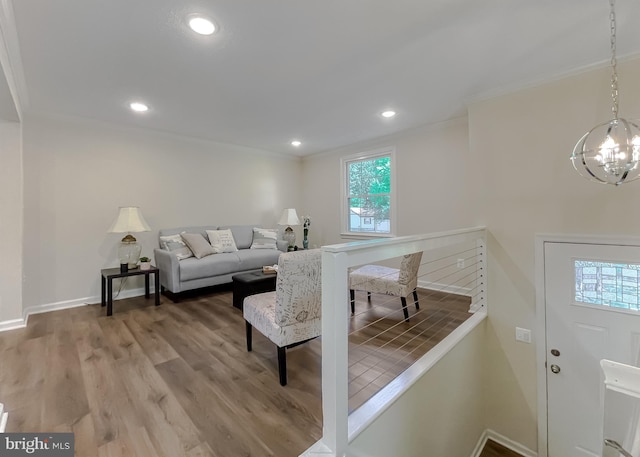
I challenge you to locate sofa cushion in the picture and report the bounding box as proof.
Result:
[181,232,215,259]
[236,249,282,271]
[206,229,238,253]
[159,233,194,260]
[219,225,255,250]
[250,228,278,250]
[179,253,242,281]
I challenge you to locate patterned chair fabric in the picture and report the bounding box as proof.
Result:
[243,249,322,385]
[349,251,423,321]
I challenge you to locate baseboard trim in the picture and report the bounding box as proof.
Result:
[471,429,537,457]
[417,279,472,297]
[23,296,93,319]
[0,287,148,332]
[0,317,26,332]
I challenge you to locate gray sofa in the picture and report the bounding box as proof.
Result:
[154,224,287,299]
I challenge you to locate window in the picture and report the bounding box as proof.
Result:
[341,148,395,236]
[574,259,640,311]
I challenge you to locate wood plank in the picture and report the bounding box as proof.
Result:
[41,328,90,430]
[75,320,143,447]
[116,353,202,457]
[156,356,275,456]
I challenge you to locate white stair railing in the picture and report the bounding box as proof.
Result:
[303,226,486,456]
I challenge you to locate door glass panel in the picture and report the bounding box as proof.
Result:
[575,260,640,311]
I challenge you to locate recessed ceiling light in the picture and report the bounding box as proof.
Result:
[188,16,216,35]
[381,110,396,118]
[129,102,149,112]
[291,140,302,147]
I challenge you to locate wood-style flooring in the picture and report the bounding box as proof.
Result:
[0,285,516,457]
[481,440,522,457]
[348,288,472,411]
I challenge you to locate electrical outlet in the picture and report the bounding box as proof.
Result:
[515,327,532,343]
[457,258,465,268]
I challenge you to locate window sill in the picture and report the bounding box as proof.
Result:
[340,232,394,240]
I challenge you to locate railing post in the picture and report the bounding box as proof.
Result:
[321,249,350,456]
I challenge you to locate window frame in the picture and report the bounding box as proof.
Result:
[340,147,397,238]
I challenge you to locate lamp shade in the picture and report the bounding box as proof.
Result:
[278,208,300,226]
[108,207,151,233]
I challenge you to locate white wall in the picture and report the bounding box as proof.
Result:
[349,321,486,457]
[20,113,302,312]
[469,57,640,451]
[301,117,478,248]
[0,121,22,325]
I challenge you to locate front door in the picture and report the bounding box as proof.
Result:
[545,241,640,456]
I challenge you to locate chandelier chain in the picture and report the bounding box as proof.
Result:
[609,0,619,119]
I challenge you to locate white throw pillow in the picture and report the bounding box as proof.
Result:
[250,228,278,250]
[159,233,194,260]
[206,229,238,253]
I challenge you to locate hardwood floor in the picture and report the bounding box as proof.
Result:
[0,286,507,457]
[480,440,522,457]
[0,288,322,457]
[348,288,472,411]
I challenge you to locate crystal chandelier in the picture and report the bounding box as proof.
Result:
[571,0,640,186]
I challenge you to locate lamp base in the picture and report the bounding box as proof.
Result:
[283,226,296,249]
[118,235,141,269]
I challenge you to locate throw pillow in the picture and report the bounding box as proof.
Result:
[181,232,216,259]
[206,229,238,253]
[250,227,278,250]
[159,233,194,260]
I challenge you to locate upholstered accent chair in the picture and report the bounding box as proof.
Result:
[349,251,423,321]
[243,249,322,386]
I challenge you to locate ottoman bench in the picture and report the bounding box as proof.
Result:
[232,270,277,311]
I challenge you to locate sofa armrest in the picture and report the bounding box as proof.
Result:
[277,240,288,252]
[154,248,181,293]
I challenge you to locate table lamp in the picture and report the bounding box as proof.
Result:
[108,206,151,271]
[278,208,300,250]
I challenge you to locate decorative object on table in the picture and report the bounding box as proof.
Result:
[302,215,311,249]
[139,256,151,270]
[108,206,151,269]
[571,0,640,186]
[278,208,300,250]
[262,264,278,274]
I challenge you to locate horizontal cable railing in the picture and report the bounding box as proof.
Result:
[312,227,486,457]
[347,237,484,410]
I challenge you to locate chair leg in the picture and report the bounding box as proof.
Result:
[400,297,410,321]
[350,289,355,314]
[277,346,287,386]
[246,321,253,352]
[413,289,420,310]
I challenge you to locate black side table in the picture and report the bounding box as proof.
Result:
[101,266,160,316]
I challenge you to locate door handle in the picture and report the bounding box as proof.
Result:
[550,364,561,374]
[604,438,633,457]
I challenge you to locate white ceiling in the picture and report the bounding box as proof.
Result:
[6,0,640,156]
